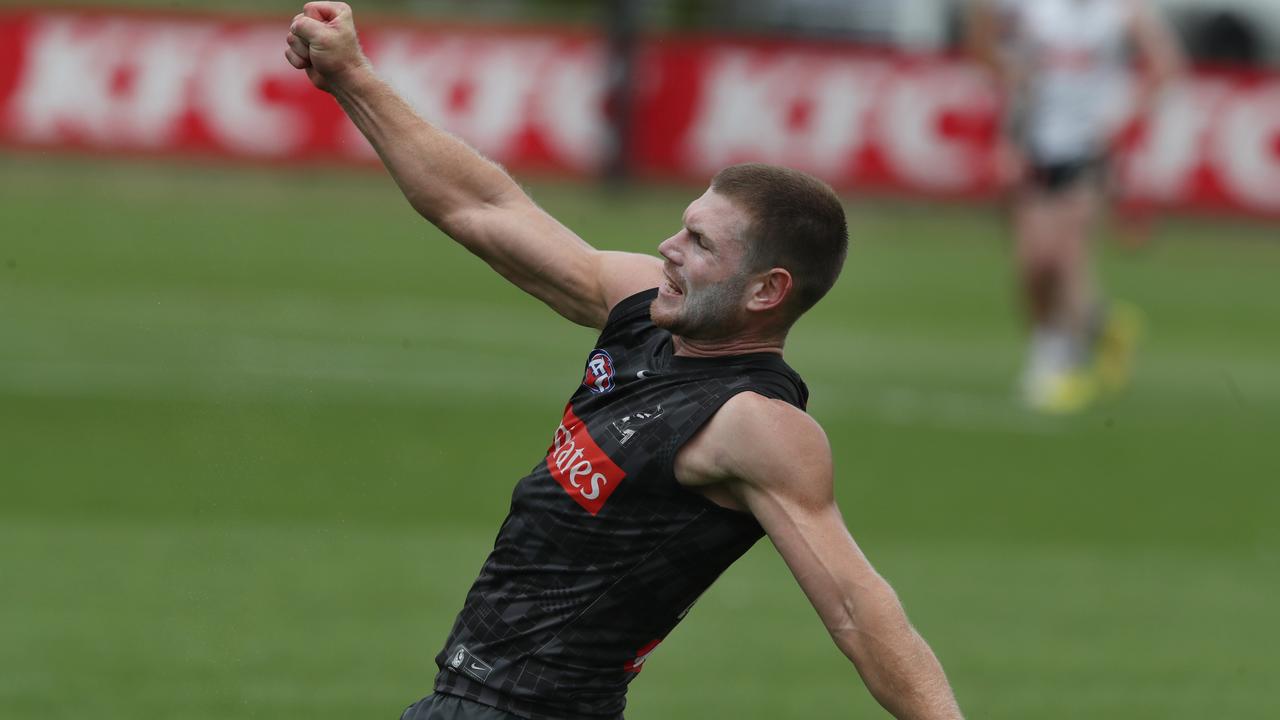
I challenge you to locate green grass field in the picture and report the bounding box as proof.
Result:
[2,154,1278,719]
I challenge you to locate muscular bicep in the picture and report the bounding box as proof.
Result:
[440,195,664,328]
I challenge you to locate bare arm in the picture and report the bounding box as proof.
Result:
[285,2,661,328]
[965,0,1017,91]
[1127,0,1187,117]
[680,394,963,719]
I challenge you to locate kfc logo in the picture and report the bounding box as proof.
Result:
[582,349,616,394]
[547,405,627,515]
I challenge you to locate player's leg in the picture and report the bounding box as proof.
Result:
[1057,177,1101,351]
[1013,189,1069,407]
[1085,158,1146,392]
[400,693,526,720]
[1012,193,1057,331]
[1062,163,1144,396]
[1013,164,1097,412]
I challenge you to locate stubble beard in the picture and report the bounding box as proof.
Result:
[651,273,749,340]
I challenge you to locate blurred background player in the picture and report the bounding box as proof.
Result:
[966,0,1185,414]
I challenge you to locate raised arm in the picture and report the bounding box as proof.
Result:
[1127,0,1187,117]
[285,2,661,328]
[680,394,964,719]
[965,0,1016,91]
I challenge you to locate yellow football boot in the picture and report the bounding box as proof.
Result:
[1094,302,1144,395]
[1026,369,1098,415]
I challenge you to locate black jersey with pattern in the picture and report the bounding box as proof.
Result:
[433,289,808,720]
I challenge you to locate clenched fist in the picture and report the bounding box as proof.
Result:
[285,2,369,93]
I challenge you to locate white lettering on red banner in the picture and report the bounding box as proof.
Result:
[546,405,626,515]
[879,63,998,191]
[1,10,1277,217]
[10,16,214,147]
[1122,80,1233,202]
[1214,84,1280,212]
[355,33,606,169]
[687,50,891,176]
[202,27,310,156]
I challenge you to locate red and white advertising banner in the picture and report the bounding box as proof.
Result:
[2,9,1279,218]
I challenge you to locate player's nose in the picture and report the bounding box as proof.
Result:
[657,233,681,264]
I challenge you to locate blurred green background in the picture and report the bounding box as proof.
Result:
[3,152,1278,719]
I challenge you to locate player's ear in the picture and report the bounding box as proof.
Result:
[745,268,792,313]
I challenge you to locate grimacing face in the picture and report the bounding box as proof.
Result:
[650,189,755,340]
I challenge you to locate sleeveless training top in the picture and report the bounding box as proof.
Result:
[1000,0,1136,163]
[432,288,809,720]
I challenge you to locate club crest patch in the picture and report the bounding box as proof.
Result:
[582,349,616,394]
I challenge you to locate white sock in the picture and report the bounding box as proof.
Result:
[1027,327,1074,380]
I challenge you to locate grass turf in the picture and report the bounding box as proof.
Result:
[1,154,1277,719]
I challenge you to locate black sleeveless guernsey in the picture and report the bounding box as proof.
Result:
[433,288,809,719]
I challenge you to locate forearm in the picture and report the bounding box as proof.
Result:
[835,583,963,720]
[1129,4,1186,118]
[327,67,524,233]
[285,2,622,325]
[965,2,1015,91]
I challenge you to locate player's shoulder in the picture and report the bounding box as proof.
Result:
[704,391,833,504]
[717,391,830,460]
[677,389,832,500]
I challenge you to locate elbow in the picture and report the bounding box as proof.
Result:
[434,205,474,238]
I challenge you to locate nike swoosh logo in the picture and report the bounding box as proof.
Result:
[469,662,487,672]
[637,370,657,379]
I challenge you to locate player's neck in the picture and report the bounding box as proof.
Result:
[671,333,785,358]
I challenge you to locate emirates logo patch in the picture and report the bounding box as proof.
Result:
[547,405,627,515]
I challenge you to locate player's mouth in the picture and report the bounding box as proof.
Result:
[662,274,683,297]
